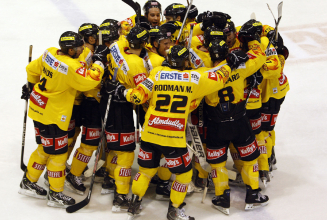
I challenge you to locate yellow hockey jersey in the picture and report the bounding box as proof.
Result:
[245,36,281,109]
[206,40,266,107]
[125,65,230,148]
[189,35,211,68]
[143,49,165,73]
[26,47,105,131]
[108,41,148,89]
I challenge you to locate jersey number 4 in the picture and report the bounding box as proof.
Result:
[155,94,188,113]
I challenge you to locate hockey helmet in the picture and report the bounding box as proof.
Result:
[223,19,236,33]
[100,19,119,29]
[187,5,198,19]
[149,26,172,46]
[59,31,84,54]
[164,3,186,21]
[208,39,229,62]
[143,0,161,15]
[126,25,149,49]
[78,23,99,44]
[167,45,189,68]
[99,25,120,45]
[203,26,226,48]
[238,19,262,44]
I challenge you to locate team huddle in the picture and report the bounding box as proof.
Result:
[19,1,289,219]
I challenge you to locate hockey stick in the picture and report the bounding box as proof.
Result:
[250,12,256,20]
[66,67,119,213]
[20,45,33,171]
[175,0,193,45]
[187,23,195,50]
[122,0,141,25]
[265,1,283,53]
[136,105,140,144]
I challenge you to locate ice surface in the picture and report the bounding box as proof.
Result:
[1,0,326,219]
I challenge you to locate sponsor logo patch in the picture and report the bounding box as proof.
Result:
[250,118,261,130]
[211,169,217,178]
[138,148,153,160]
[55,134,68,150]
[172,181,187,193]
[41,136,53,147]
[271,114,278,126]
[111,156,117,164]
[68,120,75,131]
[279,73,288,86]
[133,73,147,86]
[191,71,200,84]
[253,163,259,172]
[189,49,204,68]
[208,71,218,81]
[76,67,87,77]
[259,145,267,154]
[141,78,154,92]
[105,132,119,143]
[207,148,226,160]
[119,168,132,177]
[76,152,91,163]
[32,162,45,171]
[35,127,40,136]
[261,113,271,122]
[120,132,135,146]
[159,71,190,82]
[244,87,260,98]
[85,127,101,140]
[182,152,191,167]
[148,114,185,131]
[110,44,129,74]
[238,140,258,158]
[47,170,63,178]
[30,88,48,109]
[165,157,182,168]
[134,173,141,181]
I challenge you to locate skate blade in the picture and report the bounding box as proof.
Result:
[46,200,70,209]
[245,201,269,210]
[212,204,230,215]
[64,181,85,195]
[101,188,114,195]
[155,194,170,201]
[44,180,49,187]
[112,205,128,213]
[18,188,47,200]
[189,186,203,193]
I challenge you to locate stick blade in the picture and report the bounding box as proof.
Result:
[278,1,283,19]
[250,12,256,20]
[66,197,89,213]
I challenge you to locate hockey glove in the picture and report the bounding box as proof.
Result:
[267,31,284,50]
[21,82,34,101]
[104,79,120,95]
[226,50,249,69]
[92,45,110,65]
[279,45,289,60]
[247,70,263,88]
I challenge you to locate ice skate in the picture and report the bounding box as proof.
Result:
[155,179,171,201]
[112,191,130,212]
[194,174,206,189]
[245,185,269,210]
[206,174,216,194]
[101,172,115,195]
[94,167,106,183]
[19,172,47,199]
[229,173,245,187]
[259,170,270,188]
[167,202,195,220]
[127,194,142,220]
[271,147,277,170]
[47,189,75,208]
[65,172,86,195]
[212,189,230,215]
[150,174,159,185]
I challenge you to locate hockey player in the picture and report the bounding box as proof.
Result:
[204,22,269,214]
[65,23,107,195]
[164,3,186,22]
[106,45,248,220]
[19,31,110,208]
[143,0,162,27]
[100,25,149,213]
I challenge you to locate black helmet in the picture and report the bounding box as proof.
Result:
[59,31,84,54]
[143,0,161,15]
[78,23,99,44]
[126,25,149,49]
[149,26,171,46]
[100,19,119,29]
[164,3,186,21]
[238,19,262,44]
[99,25,119,45]
[203,26,226,48]
[167,45,189,68]
[223,19,236,33]
[187,5,198,19]
[208,39,229,62]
